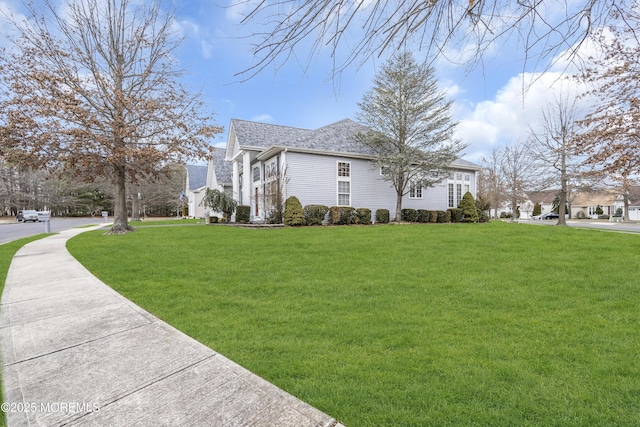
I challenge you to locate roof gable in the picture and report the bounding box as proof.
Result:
[185,165,208,191]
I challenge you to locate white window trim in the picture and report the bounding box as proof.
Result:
[337,161,351,206]
[409,180,423,199]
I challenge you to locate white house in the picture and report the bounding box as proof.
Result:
[218,118,480,222]
[185,149,232,218]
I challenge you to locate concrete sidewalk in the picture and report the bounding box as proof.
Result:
[1,226,344,427]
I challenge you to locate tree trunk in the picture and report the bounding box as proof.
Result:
[557,152,567,226]
[131,186,141,222]
[109,164,133,234]
[395,191,403,223]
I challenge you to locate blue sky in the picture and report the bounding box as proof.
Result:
[1,0,597,163]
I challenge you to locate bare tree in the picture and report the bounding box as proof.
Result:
[479,146,507,220]
[354,52,464,222]
[528,94,583,225]
[236,0,629,80]
[575,19,640,213]
[0,0,221,234]
[499,140,537,222]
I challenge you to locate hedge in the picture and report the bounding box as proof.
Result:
[448,208,463,223]
[401,208,418,222]
[304,205,329,226]
[416,209,429,223]
[355,208,372,225]
[375,209,390,224]
[329,206,355,225]
[236,205,250,223]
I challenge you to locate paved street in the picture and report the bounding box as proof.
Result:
[0,217,109,245]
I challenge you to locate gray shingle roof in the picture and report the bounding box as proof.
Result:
[229,118,480,168]
[285,119,376,154]
[185,165,208,190]
[212,148,232,184]
[231,119,312,148]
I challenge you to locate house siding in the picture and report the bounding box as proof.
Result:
[282,152,477,218]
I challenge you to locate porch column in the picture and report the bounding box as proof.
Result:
[242,152,251,206]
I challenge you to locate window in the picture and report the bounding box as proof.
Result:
[338,162,350,177]
[338,181,350,205]
[337,161,351,205]
[448,183,454,208]
[380,166,389,176]
[409,181,422,199]
[464,174,470,181]
[457,184,462,205]
[253,166,260,182]
[464,184,470,194]
[456,173,462,180]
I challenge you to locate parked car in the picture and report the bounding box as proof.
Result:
[17,210,39,222]
[540,212,559,220]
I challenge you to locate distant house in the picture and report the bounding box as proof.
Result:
[627,186,640,220]
[220,118,481,222]
[571,191,618,219]
[185,149,232,218]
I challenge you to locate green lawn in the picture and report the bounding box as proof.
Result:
[67,222,640,426]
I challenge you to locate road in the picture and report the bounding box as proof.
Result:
[519,219,640,234]
[0,217,110,245]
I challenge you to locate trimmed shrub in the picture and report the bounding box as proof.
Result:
[446,210,452,223]
[329,206,341,224]
[448,208,463,223]
[304,205,329,226]
[428,210,438,223]
[236,205,250,223]
[533,203,542,217]
[284,196,305,226]
[478,210,490,223]
[355,208,372,225]
[596,205,603,215]
[436,210,448,223]
[375,209,390,224]
[416,209,429,223]
[401,208,418,222]
[460,191,479,223]
[340,207,356,224]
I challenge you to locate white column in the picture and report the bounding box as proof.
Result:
[242,152,251,206]
[232,160,240,203]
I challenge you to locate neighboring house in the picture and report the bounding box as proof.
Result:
[571,191,618,219]
[221,118,481,222]
[185,149,233,218]
[627,186,640,220]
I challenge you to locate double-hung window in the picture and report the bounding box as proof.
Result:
[337,161,351,206]
[409,180,422,199]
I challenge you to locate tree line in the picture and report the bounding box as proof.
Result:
[0,160,186,219]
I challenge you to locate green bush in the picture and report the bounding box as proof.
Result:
[340,207,356,224]
[436,210,448,223]
[284,196,305,226]
[533,203,542,217]
[375,209,390,224]
[428,210,438,223]
[478,210,491,223]
[459,192,479,223]
[355,208,372,225]
[416,209,429,223]
[448,208,463,223]
[328,206,355,225]
[329,206,341,225]
[401,208,418,222]
[304,205,329,226]
[596,205,603,215]
[236,205,250,223]
[446,210,451,223]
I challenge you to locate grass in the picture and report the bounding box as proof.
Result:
[129,218,201,227]
[66,222,640,426]
[0,234,51,427]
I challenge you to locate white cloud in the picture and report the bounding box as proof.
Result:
[251,113,274,123]
[454,70,591,163]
